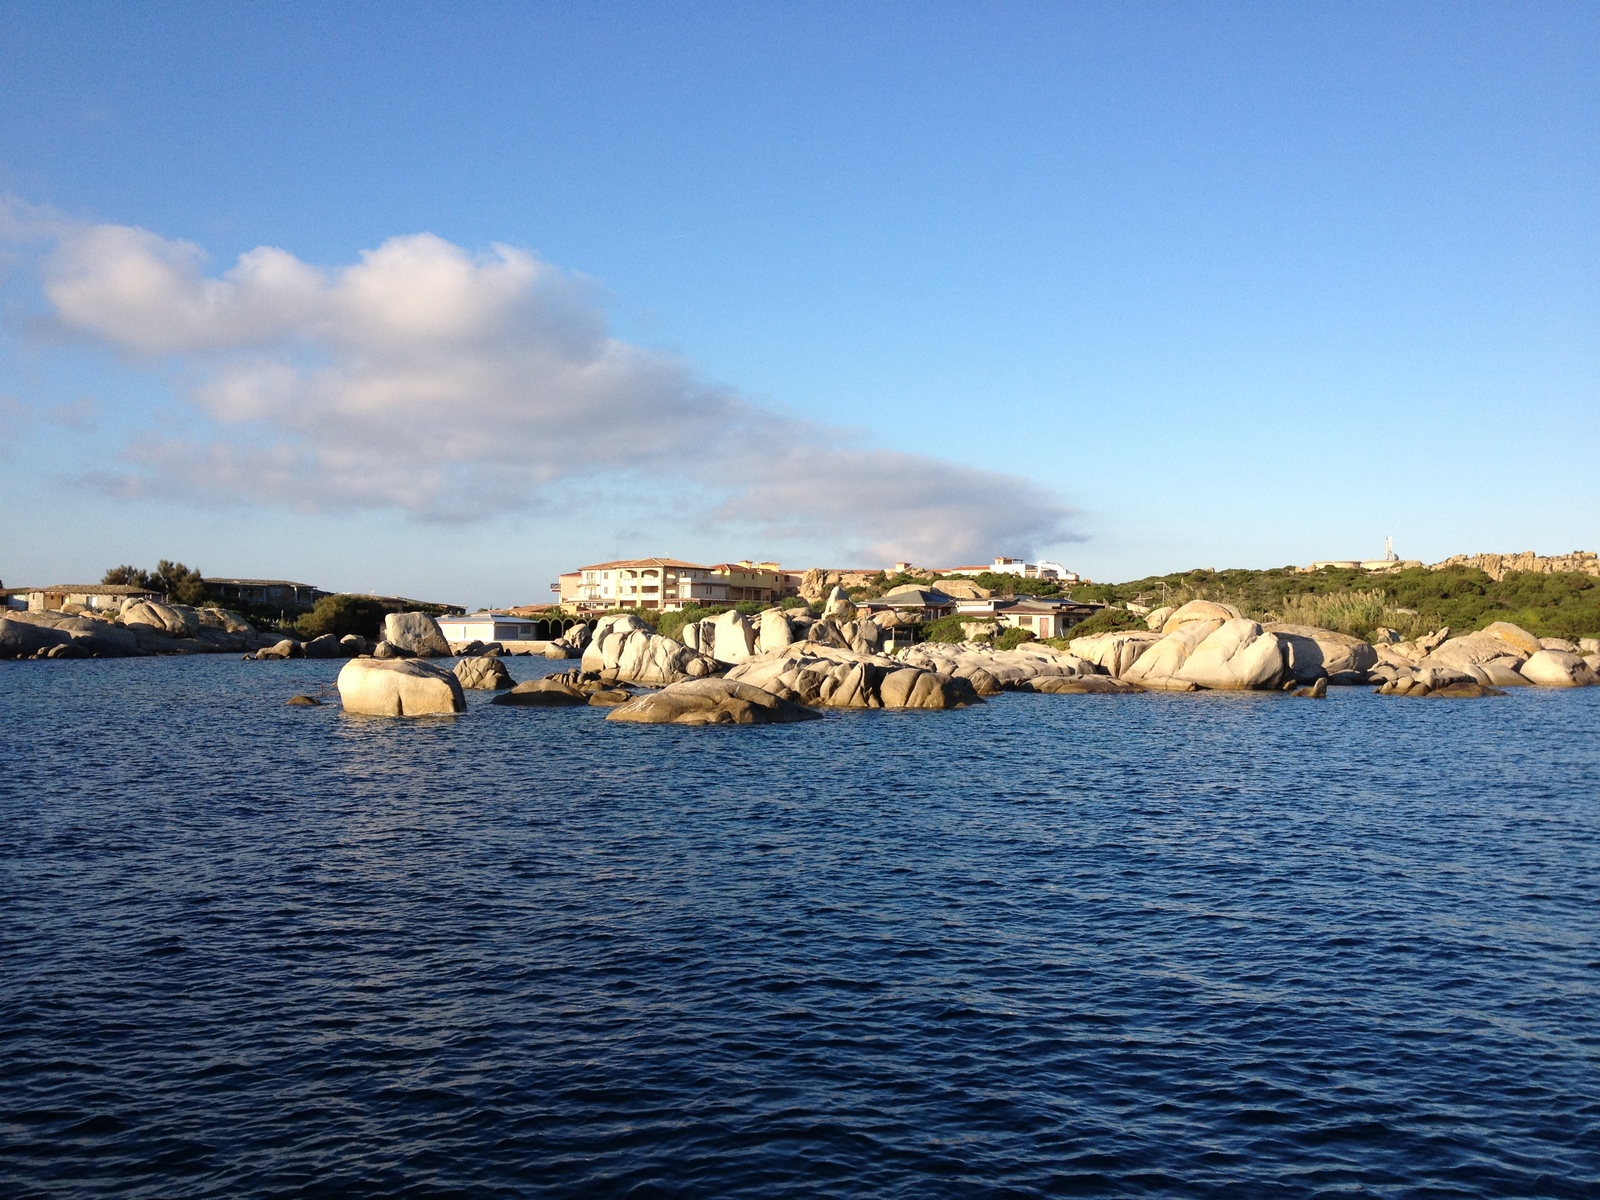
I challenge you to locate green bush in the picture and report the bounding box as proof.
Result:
[296,594,390,639]
[994,626,1037,651]
[1059,607,1146,639]
[917,615,972,644]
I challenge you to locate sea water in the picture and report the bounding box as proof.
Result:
[3,656,1597,1197]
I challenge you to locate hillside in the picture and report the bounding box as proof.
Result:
[1068,565,1600,641]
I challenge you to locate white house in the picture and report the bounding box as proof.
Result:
[942,558,1079,582]
[436,612,547,643]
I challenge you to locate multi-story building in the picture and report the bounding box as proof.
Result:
[558,558,787,613]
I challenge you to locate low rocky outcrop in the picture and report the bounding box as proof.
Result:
[724,644,980,710]
[1022,675,1143,694]
[254,639,304,660]
[581,614,716,685]
[383,612,451,658]
[339,634,371,656]
[455,655,515,690]
[337,658,466,716]
[490,678,589,706]
[900,644,1097,691]
[606,678,821,725]
[303,633,344,659]
[1430,550,1600,581]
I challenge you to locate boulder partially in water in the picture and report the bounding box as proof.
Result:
[491,678,588,706]
[455,655,515,690]
[1263,624,1378,683]
[337,658,466,716]
[1023,675,1144,694]
[606,678,821,725]
[1175,619,1289,690]
[725,644,981,710]
[899,644,1095,691]
[1519,649,1599,688]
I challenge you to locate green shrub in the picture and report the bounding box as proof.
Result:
[296,594,390,639]
[994,626,1037,651]
[917,615,972,644]
[1059,607,1146,639]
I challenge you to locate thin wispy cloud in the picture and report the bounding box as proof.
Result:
[6,199,1080,562]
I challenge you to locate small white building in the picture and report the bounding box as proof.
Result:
[942,558,1079,583]
[436,612,547,644]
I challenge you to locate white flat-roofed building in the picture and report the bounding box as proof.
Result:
[941,558,1079,582]
[436,612,546,643]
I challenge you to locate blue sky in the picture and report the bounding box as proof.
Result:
[1,2,1595,606]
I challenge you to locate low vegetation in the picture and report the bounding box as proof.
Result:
[1055,606,1146,640]
[993,626,1037,651]
[296,594,390,640]
[1074,565,1599,640]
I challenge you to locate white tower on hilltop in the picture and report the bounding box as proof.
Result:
[1384,535,1397,562]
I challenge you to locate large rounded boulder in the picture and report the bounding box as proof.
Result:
[1519,649,1599,688]
[383,612,452,658]
[337,658,466,716]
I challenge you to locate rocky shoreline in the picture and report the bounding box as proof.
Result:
[9,592,1596,719]
[319,593,1599,724]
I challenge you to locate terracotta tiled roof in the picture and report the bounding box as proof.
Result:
[575,557,709,571]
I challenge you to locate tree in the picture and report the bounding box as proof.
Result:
[296,594,389,639]
[103,564,156,589]
[154,560,208,605]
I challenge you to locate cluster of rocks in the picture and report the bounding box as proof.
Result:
[249,612,591,663]
[1063,601,1599,695]
[330,599,1599,722]
[1367,623,1599,694]
[1430,550,1600,582]
[1,599,278,659]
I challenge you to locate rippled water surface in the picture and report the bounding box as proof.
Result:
[3,656,1598,1198]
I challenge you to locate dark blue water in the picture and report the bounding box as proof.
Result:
[2,656,1597,1198]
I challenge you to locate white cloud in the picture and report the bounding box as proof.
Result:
[17,204,1080,562]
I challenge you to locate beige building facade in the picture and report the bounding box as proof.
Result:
[560,558,789,613]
